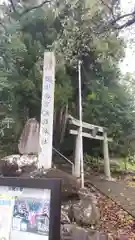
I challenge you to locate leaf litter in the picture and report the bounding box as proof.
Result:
[87,184,135,240]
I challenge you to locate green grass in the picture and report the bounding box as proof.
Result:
[118,158,135,171]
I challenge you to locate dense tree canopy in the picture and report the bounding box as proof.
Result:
[0,0,135,157]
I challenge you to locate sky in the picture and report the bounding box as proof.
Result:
[120,0,135,73]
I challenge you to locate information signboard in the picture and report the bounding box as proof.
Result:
[0,178,61,240]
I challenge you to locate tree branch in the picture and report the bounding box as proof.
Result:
[20,0,50,17]
[8,0,20,17]
[100,10,135,31]
[111,10,135,26]
[9,0,50,18]
[0,21,7,32]
[100,0,135,30]
[100,0,114,16]
[114,17,135,30]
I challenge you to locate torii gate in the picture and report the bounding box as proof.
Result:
[17,52,112,181]
[69,115,112,180]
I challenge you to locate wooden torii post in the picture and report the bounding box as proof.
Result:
[69,115,112,180]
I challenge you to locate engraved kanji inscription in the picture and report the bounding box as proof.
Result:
[44,76,52,83]
[42,128,49,135]
[43,119,48,125]
[41,138,48,145]
[42,110,49,117]
[44,82,51,90]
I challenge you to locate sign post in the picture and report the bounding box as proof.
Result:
[38,52,55,169]
[0,177,61,240]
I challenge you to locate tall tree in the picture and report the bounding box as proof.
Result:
[0,0,134,156]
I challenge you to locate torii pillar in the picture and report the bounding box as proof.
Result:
[103,128,111,180]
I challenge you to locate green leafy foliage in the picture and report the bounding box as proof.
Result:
[0,0,134,157]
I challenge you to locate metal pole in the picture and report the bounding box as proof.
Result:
[78,60,84,188]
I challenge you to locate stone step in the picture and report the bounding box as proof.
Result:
[56,163,73,175]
